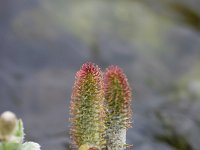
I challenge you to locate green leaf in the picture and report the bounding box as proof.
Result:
[0,142,41,150]
[14,120,24,143]
[0,142,21,150]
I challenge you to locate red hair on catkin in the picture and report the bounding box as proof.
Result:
[70,62,105,149]
[104,65,132,127]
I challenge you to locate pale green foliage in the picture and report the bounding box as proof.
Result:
[0,111,41,150]
[0,142,41,150]
[21,142,41,150]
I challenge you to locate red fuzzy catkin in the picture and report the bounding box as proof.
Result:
[104,65,132,149]
[70,62,106,149]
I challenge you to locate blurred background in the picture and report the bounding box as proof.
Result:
[0,0,200,150]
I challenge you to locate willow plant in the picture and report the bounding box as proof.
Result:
[70,63,132,150]
[70,63,106,150]
[104,66,132,150]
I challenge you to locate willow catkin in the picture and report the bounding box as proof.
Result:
[70,62,106,149]
[104,66,132,150]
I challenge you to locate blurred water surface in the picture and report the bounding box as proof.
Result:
[0,0,200,150]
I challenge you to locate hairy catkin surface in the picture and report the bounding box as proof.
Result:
[104,66,132,150]
[70,63,106,149]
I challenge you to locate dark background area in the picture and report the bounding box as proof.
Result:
[0,0,200,150]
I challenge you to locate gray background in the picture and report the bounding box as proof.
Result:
[1,0,200,150]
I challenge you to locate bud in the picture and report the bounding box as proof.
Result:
[0,111,17,141]
[78,144,99,150]
[78,144,89,150]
